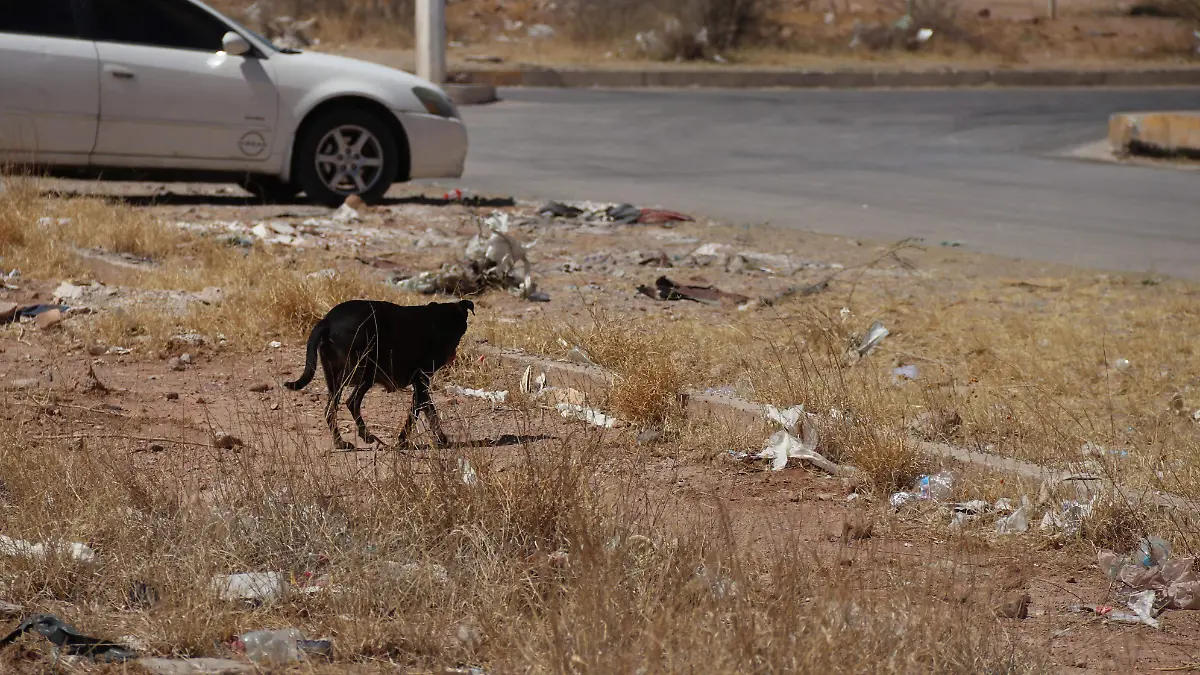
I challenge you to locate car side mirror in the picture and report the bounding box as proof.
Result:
[222,31,251,56]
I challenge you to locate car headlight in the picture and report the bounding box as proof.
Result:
[413,86,459,119]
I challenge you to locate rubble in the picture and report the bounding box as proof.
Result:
[0,535,96,563]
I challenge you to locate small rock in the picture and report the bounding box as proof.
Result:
[270,403,279,411]
[34,309,64,330]
[87,344,108,356]
[269,341,282,349]
[9,378,40,390]
[212,432,243,449]
[0,301,18,321]
[815,492,836,501]
[992,591,1030,619]
[343,194,367,211]
[165,392,179,400]
[179,353,192,365]
[148,444,165,453]
[249,382,271,393]
[167,357,184,371]
[53,281,86,300]
[195,396,207,404]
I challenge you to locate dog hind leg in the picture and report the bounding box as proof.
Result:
[322,358,355,451]
[346,380,380,445]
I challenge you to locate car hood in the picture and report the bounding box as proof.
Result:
[268,49,444,112]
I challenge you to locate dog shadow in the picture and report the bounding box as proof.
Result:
[443,433,557,449]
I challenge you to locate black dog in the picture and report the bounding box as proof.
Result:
[285,299,474,450]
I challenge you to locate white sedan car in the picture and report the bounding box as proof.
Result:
[0,0,467,206]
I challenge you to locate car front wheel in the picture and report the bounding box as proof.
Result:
[293,108,398,207]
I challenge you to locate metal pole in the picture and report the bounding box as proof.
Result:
[1047,0,1057,19]
[415,0,446,84]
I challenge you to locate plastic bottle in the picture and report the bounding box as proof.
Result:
[1139,536,1171,568]
[916,471,955,501]
[239,628,303,664]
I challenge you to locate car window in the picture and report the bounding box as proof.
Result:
[0,0,81,38]
[87,0,233,51]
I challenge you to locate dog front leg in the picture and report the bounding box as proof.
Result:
[414,375,448,448]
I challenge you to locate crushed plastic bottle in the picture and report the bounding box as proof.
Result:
[916,471,955,501]
[1139,536,1171,568]
[238,628,303,664]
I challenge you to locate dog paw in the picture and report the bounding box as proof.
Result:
[361,433,381,445]
[333,438,356,451]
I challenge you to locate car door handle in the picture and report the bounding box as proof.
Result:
[105,66,135,80]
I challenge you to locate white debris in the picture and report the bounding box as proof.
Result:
[269,341,282,349]
[763,404,805,432]
[331,203,361,223]
[447,386,508,404]
[556,403,619,428]
[53,281,86,300]
[754,429,844,474]
[210,572,284,602]
[458,458,478,486]
[250,223,272,239]
[915,27,934,42]
[0,535,96,563]
[995,500,1030,534]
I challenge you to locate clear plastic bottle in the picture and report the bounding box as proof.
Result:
[239,628,302,664]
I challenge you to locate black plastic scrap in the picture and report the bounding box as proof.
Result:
[538,201,583,218]
[0,614,137,662]
[636,276,751,305]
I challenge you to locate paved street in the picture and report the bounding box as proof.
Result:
[451,87,1200,278]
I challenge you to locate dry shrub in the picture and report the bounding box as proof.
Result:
[574,316,686,428]
[209,0,416,45]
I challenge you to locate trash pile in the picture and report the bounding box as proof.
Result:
[1063,537,1200,628]
[538,201,693,226]
[889,471,1098,538]
[392,212,549,302]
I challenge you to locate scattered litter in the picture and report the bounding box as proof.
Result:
[138,657,254,674]
[447,386,508,404]
[557,403,619,428]
[0,614,137,662]
[892,364,919,383]
[1106,590,1160,628]
[1097,539,1200,611]
[394,215,541,301]
[1039,498,1094,537]
[636,275,751,306]
[527,23,555,38]
[763,404,805,431]
[211,572,284,602]
[538,201,583,219]
[856,321,889,357]
[995,500,1030,534]
[891,471,954,507]
[0,535,96,563]
[269,341,282,349]
[1113,358,1131,371]
[753,429,846,474]
[235,628,304,664]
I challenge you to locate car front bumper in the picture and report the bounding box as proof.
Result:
[393,110,468,181]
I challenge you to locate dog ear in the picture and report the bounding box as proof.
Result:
[460,299,475,316]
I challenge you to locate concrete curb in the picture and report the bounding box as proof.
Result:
[450,67,1200,90]
[478,346,1198,512]
[444,83,499,106]
[1109,111,1200,158]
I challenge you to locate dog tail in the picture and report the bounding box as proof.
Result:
[284,319,327,391]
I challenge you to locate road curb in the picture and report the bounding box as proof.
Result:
[477,346,1198,512]
[1109,110,1200,158]
[444,83,499,106]
[449,66,1200,89]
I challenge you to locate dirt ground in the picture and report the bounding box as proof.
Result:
[2,178,1200,672]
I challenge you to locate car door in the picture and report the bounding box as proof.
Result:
[82,0,279,168]
[0,0,100,164]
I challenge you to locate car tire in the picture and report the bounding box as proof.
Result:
[238,175,299,203]
[292,108,399,208]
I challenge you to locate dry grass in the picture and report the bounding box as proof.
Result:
[0,396,1046,672]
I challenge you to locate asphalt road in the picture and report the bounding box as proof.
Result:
[450,87,1200,278]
